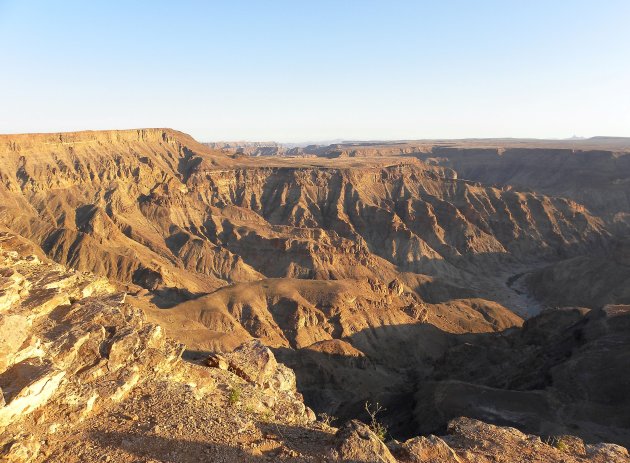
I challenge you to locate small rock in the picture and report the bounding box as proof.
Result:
[388,278,404,296]
[206,353,229,370]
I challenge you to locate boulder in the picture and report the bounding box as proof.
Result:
[0,437,41,463]
[586,443,630,461]
[388,278,404,296]
[334,419,397,463]
[400,435,462,463]
[0,359,65,427]
[223,339,278,387]
[439,417,630,463]
[270,363,297,392]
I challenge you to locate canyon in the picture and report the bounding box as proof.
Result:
[1,129,629,462]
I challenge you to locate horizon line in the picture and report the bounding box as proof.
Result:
[1,127,630,145]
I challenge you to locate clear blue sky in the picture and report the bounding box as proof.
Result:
[1,1,629,142]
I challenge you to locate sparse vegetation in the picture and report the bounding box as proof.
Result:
[318,412,337,427]
[260,409,274,423]
[555,439,569,453]
[364,401,388,442]
[228,385,241,406]
[545,436,569,453]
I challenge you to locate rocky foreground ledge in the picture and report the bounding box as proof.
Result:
[0,231,628,462]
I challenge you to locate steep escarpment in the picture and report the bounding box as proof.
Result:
[192,165,606,270]
[283,138,630,230]
[0,128,251,294]
[1,129,628,455]
[418,145,630,231]
[0,131,608,293]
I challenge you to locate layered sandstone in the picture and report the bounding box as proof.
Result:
[0,130,608,301]
[1,129,628,458]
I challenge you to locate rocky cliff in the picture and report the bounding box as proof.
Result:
[423,147,630,232]
[1,129,629,460]
[0,233,316,461]
[0,130,608,300]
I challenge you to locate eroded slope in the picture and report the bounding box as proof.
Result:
[1,231,627,463]
[0,129,626,450]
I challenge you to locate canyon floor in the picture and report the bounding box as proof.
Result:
[1,129,629,461]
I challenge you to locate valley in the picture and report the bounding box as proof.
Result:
[1,129,629,461]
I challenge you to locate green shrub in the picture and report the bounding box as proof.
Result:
[228,386,241,406]
[545,436,569,453]
[364,401,388,442]
[555,438,568,453]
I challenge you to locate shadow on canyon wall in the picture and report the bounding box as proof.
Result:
[270,305,630,446]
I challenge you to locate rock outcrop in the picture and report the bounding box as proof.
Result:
[0,231,316,461]
[0,231,184,460]
[399,434,462,463]
[393,417,630,463]
[333,419,397,463]
[209,339,299,392]
[310,414,630,463]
